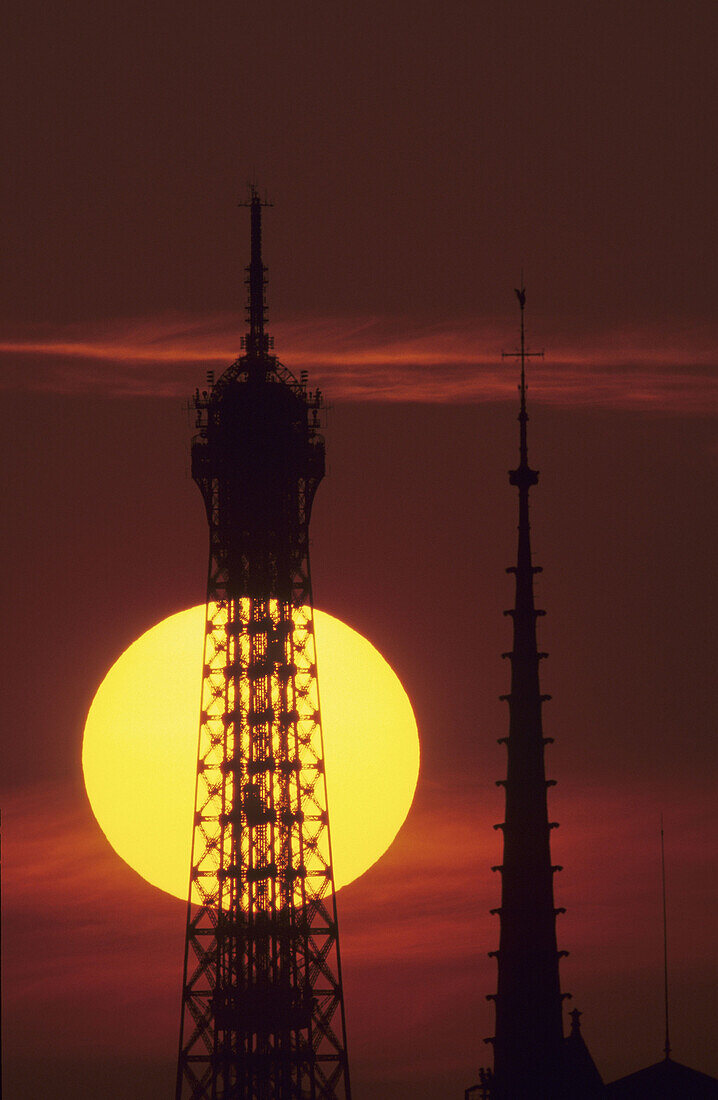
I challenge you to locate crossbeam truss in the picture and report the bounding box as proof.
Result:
[177,588,349,1099]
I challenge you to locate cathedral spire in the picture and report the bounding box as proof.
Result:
[488,289,567,1098]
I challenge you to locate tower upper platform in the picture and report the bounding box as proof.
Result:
[190,188,325,598]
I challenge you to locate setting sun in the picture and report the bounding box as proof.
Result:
[82,605,419,900]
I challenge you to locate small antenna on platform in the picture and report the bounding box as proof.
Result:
[661,813,671,1061]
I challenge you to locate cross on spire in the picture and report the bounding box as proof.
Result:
[502,285,544,473]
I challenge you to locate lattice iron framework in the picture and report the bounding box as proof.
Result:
[176,189,351,1100]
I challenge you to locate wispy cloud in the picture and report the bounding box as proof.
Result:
[1,313,716,411]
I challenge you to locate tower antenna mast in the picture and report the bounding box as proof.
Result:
[238,185,273,362]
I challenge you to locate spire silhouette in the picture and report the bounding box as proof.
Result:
[488,290,567,1099]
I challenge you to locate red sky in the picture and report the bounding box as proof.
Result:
[1,2,716,1098]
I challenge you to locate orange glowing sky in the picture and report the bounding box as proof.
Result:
[1,1,716,1097]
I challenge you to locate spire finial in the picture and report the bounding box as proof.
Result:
[239,184,273,360]
[503,284,543,481]
[661,813,672,1061]
[515,283,527,428]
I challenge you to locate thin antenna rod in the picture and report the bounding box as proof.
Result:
[661,813,671,1061]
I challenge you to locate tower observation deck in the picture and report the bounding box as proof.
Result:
[176,189,351,1100]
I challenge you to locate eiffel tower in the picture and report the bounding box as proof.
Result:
[175,189,351,1100]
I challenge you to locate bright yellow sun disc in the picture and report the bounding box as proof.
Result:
[82,606,419,900]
